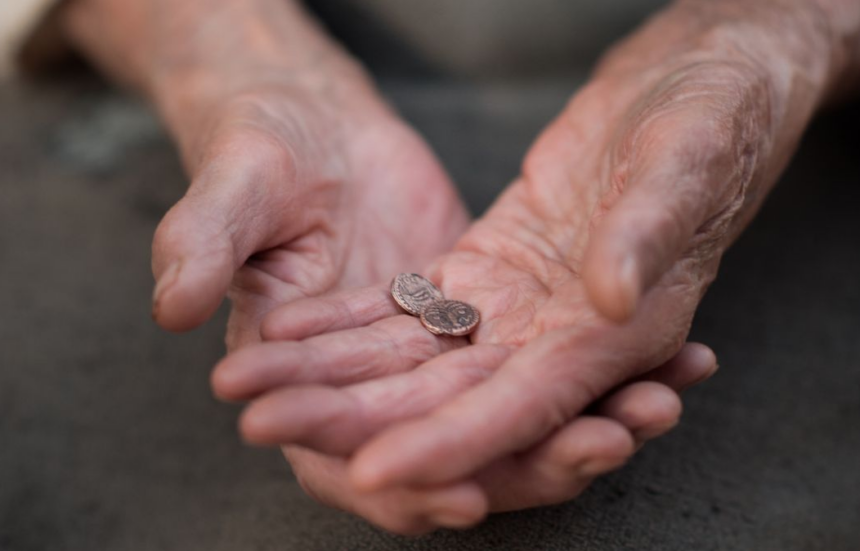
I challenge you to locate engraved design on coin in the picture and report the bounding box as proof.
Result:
[390,273,444,316]
[420,299,480,337]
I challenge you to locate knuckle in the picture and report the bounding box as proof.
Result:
[194,96,304,195]
[205,124,297,187]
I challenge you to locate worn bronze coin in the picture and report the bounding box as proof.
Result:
[420,299,480,337]
[390,273,444,316]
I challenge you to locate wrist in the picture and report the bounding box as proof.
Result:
[138,0,379,169]
[61,0,382,166]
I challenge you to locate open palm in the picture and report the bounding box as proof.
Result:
[212,0,816,525]
[149,67,723,533]
[211,64,747,525]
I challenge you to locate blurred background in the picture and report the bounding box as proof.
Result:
[1,1,859,550]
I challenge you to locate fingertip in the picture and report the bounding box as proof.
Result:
[238,388,302,445]
[151,261,181,313]
[210,354,247,402]
[603,381,682,441]
[682,342,719,380]
[239,402,277,446]
[648,342,719,392]
[210,343,291,402]
[631,383,683,431]
[152,254,233,332]
[427,483,489,529]
[349,453,391,493]
[583,247,641,323]
[241,386,361,453]
[151,194,241,333]
[259,310,288,341]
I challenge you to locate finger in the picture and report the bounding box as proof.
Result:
[285,446,487,534]
[152,136,302,332]
[597,381,681,442]
[583,109,746,322]
[260,285,399,341]
[594,341,717,442]
[348,328,649,491]
[238,345,512,454]
[478,342,715,510]
[477,416,634,512]
[357,342,715,515]
[213,315,465,401]
[292,343,711,519]
[640,341,718,392]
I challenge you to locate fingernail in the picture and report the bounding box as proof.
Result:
[152,261,181,318]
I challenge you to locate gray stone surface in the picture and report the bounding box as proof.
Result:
[1,75,859,551]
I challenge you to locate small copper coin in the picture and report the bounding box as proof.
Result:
[420,299,480,337]
[390,273,444,316]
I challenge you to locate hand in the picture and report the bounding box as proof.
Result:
[149,76,468,348]
[149,69,469,348]
[215,0,834,528]
[216,311,716,533]
[283,343,716,534]
[62,0,469,348]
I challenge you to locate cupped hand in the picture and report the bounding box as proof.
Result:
[214,286,716,532]
[148,49,469,348]
[215,0,829,530]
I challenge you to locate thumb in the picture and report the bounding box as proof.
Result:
[584,111,754,322]
[151,158,284,332]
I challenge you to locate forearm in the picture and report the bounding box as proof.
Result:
[59,0,372,165]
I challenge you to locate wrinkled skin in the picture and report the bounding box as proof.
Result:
[213,0,843,533]
[63,0,860,536]
[60,0,467,345]
[149,79,472,350]
[61,0,725,533]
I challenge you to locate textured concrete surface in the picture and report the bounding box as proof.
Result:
[1,73,859,551]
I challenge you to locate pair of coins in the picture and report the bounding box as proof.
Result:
[390,273,480,337]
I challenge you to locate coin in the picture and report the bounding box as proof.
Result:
[390,273,444,316]
[420,299,480,337]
